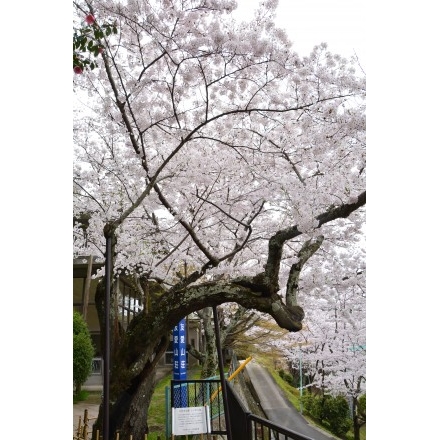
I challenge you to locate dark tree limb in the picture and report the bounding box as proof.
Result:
[285,235,324,308]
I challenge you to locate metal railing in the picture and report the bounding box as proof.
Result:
[170,379,226,434]
[167,379,314,440]
[247,413,314,440]
[226,382,314,440]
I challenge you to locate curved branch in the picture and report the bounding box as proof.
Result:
[264,191,366,289]
[285,235,324,308]
[155,280,304,334]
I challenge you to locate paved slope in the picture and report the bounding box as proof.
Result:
[245,361,338,440]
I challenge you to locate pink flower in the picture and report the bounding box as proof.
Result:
[85,14,95,25]
[73,66,83,74]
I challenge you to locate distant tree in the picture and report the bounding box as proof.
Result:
[283,245,366,440]
[73,311,95,395]
[186,307,218,378]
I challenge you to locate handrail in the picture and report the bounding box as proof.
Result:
[248,413,315,440]
[209,356,253,402]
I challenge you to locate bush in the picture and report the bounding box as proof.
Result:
[322,394,351,437]
[358,393,366,419]
[302,392,351,437]
[302,392,322,420]
[73,311,95,395]
[284,373,295,387]
[278,369,295,387]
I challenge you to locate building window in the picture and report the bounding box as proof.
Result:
[91,357,102,375]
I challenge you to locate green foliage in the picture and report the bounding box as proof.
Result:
[147,373,171,437]
[358,393,366,418]
[303,392,351,437]
[73,16,117,73]
[303,392,322,419]
[73,311,95,395]
[322,395,351,437]
[73,389,89,404]
[73,310,90,335]
[268,363,365,440]
[277,369,295,387]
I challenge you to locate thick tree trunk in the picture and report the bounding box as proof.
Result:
[93,369,156,440]
[92,325,169,440]
[109,363,158,439]
[353,418,360,440]
[352,395,365,440]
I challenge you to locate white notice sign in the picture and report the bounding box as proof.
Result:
[172,406,211,435]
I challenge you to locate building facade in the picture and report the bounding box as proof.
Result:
[73,257,202,386]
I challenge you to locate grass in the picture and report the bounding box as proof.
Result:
[73,389,102,405]
[73,389,90,404]
[147,366,203,438]
[147,373,172,433]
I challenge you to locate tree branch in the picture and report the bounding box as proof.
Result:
[264,191,366,291]
[285,235,324,308]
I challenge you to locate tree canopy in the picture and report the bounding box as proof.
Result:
[73,1,365,438]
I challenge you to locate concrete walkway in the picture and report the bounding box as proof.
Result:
[73,398,100,438]
[245,360,338,440]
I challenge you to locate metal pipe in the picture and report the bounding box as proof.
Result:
[209,356,253,402]
[103,234,112,440]
[299,348,303,414]
[212,305,232,440]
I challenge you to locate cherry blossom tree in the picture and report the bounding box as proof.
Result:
[73,0,366,438]
[282,239,366,440]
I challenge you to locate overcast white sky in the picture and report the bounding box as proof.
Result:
[233,0,366,68]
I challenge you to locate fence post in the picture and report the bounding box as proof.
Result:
[76,416,82,439]
[82,409,89,439]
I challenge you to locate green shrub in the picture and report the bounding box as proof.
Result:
[358,393,366,418]
[284,373,295,387]
[302,392,351,437]
[73,389,89,403]
[322,394,351,437]
[73,311,95,395]
[278,369,295,387]
[302,392,321,419]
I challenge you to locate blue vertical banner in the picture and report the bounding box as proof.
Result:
[172,318,187,406]
[173,318,187,380]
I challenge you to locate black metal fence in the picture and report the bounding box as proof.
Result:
[169,378,315,440]
[226,381,313,440]
[170,379,226,434]
[247,413,314,440]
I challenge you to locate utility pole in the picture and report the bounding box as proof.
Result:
[299,347,303,414]
[213,306,232,440]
